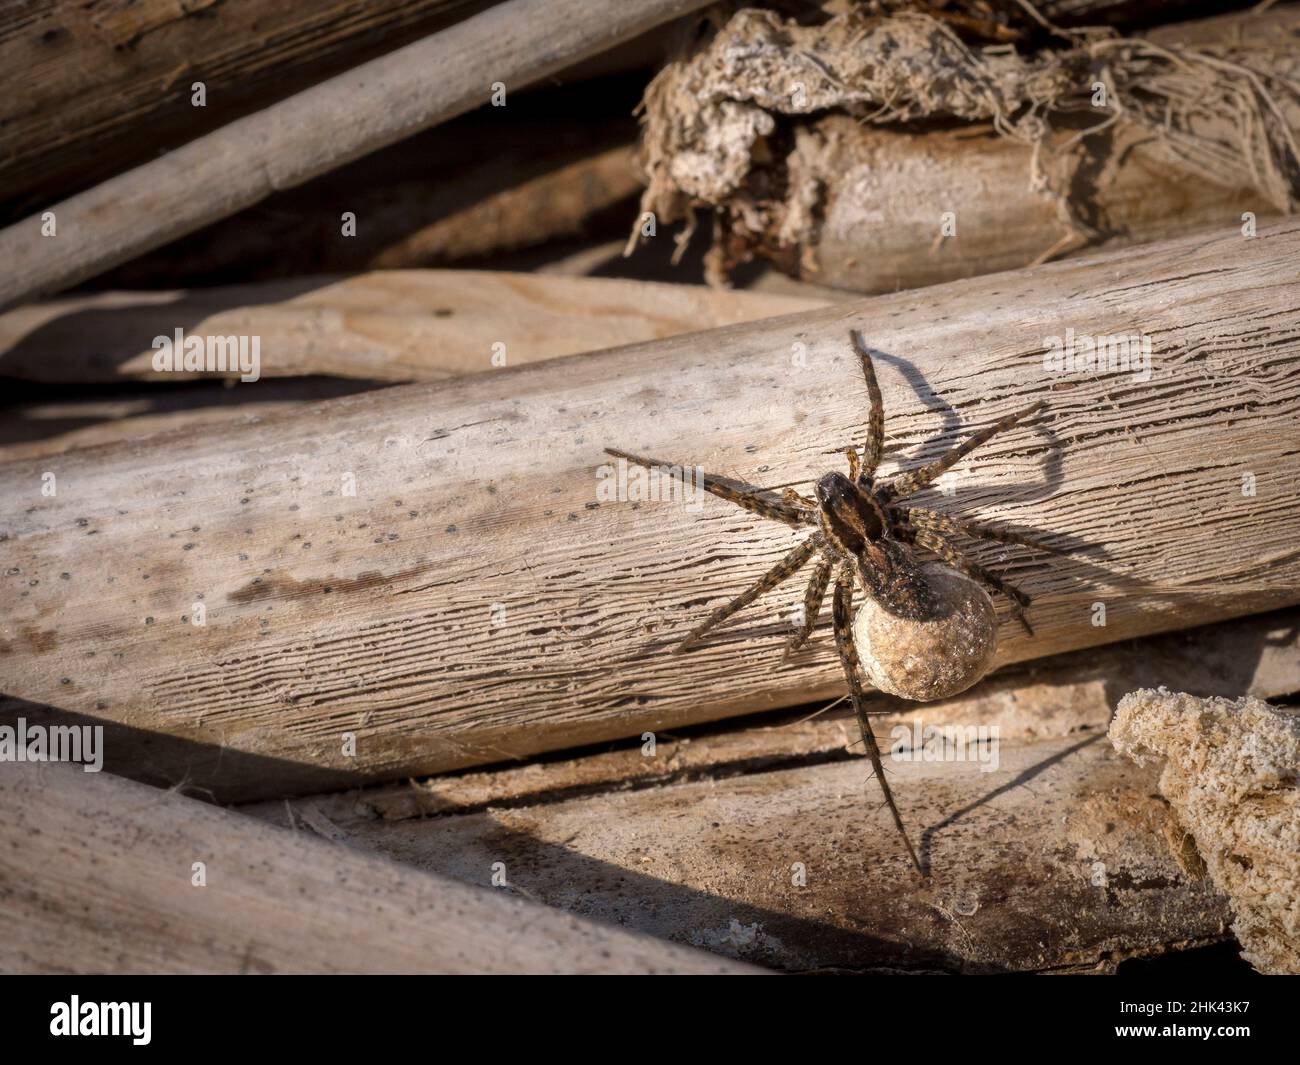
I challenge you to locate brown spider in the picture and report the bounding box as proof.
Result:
[607,330,1064,873]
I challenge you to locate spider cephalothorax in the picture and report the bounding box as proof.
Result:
[607,330,1063,872]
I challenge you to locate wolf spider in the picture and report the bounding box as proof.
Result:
[606,331,1063,873]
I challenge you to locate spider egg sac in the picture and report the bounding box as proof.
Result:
[854,563,998,702]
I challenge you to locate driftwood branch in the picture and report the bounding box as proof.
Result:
[0,0,485,218]
[0,272,824,384]
[0,0,712,311]
[2,222,1298,801]
[0,762,756,974]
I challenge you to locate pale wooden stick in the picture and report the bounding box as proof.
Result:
[0,271,825,384]
[2,222,1298,802]
[0,0,713,312]
[0,762,758,974]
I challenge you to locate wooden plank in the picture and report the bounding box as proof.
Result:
[0,272,825,384]
[0,0,715,310]
[2,221,1298,801]
[0,761,758,974]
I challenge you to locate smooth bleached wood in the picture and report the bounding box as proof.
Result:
[1,222,1298,801]
[0,762,758,974]
[0,272,824,384]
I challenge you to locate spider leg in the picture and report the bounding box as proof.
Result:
[897,506,1068,557]
[849,330,885,480]
[905,524,1036,636]
[783,553,834,657]
[676,537,820,652]
[832,563,923,874]
[605,447,815,527]
[782,487,816,509]
[882,399,1047,501]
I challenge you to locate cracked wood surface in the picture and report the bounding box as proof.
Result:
[2,222,1298,801]
[0,761,756,974]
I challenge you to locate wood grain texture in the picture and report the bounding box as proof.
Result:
[243,606,1300,825]
[0,271,825,384]
[796,117,1284,294]
[0,0,714,310]
[2,222,1298,802]
[0,762,757,974]
[0,1,495,220]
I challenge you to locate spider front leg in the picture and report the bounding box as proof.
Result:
[605,447,815,527]
[831,562,923,874]
[906,525,1036,636]
[883,399,1047,501]
[849,330,885,481]
[675,537,820,652]
[783,553,833,658]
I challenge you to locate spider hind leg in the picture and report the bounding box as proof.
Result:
[906,525,1035,636]
[831,563,923,874]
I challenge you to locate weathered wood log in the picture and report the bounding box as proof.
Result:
[0,1,489,222]
[2,221,1298,802]
[818,4,1300,293]
[242,606,1300,824]
[0,761,756,974]
[0,0,714,312]
[788,116,1284,293]
[638,5,1300,293]
[0,272,825,384]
